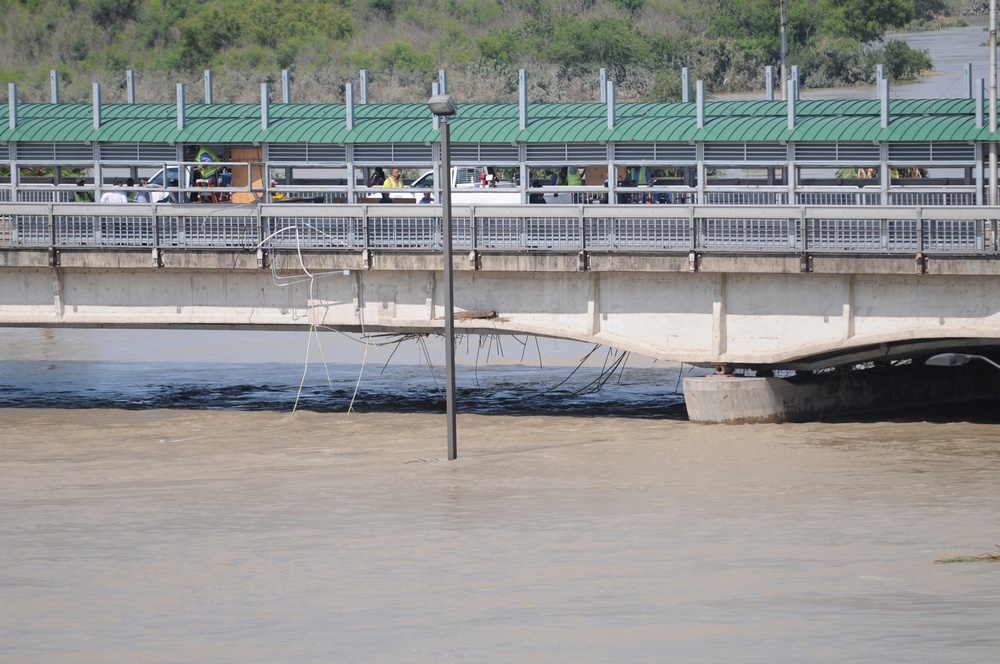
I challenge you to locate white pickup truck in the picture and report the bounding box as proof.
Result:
[408,167,574,204]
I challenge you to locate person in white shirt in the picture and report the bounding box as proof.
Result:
[100,179,128,203]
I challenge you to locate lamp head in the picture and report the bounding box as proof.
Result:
[925,353,972,367]
[428,94,457,117]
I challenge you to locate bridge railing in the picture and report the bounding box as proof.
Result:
[0,202,996,255]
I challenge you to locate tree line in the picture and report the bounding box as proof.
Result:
[0,0,943,103]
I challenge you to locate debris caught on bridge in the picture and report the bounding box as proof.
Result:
[934,547,1000,564]
[434,310,498,320]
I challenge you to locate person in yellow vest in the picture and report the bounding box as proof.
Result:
[629,165,651,186]
[567,166,583,186]
[382,167,404,203]
[73,178,93,202]
[196,146,222,183]
[384,168,404,188]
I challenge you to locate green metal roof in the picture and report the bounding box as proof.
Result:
[0,98,994,144]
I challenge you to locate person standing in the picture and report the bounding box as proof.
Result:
[384,168,404,188]
[368,167,386,187]
[382,167,403,203]
[100,179,128,203]
[73,179,93,202]
[133,178,150,203]
[196,145,222,183]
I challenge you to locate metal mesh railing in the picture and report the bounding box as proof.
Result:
[54,215,97,245]
[525,216,580,249]
[703,191,788,205]
[698,217,798,251]
[0,202,996,255]
[886,219,919,252]
[586,216,691,250]
[265,215,360,249]
[889,191,976,206]
[158,214,259,248]
[799,191,881,206]
[922,218,983,252]
[476,216,523,250]
[808,218,885,251]
[99,215,155,247]
[10,214,51,246]
[16,189,76,203]
[368,214,443,249]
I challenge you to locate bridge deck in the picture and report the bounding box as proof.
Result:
[2,202,1000,374]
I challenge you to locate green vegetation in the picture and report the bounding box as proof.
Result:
[0,0,933,103]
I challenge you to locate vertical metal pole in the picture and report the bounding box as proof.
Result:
[127,70,135,104]
[990,0,997,206]
[261,83,270,130]
[346,83,354,131]
[8,83,16,130]
[440,119,457,460]
[780,0,788,101]
[177,83,185,131]
[519,69,528,131]
[432,82,440,131]
[92,83,101,130]
[50,70,59,104]
[880,78,890,128]
[696,80,705,129]
[204,70,213,104]
[977,78,985,129]
[606,81,615,129]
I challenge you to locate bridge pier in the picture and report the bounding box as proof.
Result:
[683,362,1000,424]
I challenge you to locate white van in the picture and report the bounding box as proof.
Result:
[409,167,575,204]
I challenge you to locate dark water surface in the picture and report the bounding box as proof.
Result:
[0,329,694,418]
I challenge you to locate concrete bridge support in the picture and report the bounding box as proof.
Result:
[684,361,1000,423]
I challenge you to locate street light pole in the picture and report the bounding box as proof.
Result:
[990,0,997,205]
[428,94,458,460]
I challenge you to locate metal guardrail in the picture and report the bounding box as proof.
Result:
[0,202,996,255]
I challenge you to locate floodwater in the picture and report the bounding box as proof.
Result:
[722,20,992,101]
[2,408,999,662]
[1,332,999,663]
[4,26,1000,663]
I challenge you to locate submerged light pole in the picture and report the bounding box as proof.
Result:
[990,0,997,205]
[428,93,458,460]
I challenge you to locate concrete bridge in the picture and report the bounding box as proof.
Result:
[2,201,1000,422]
